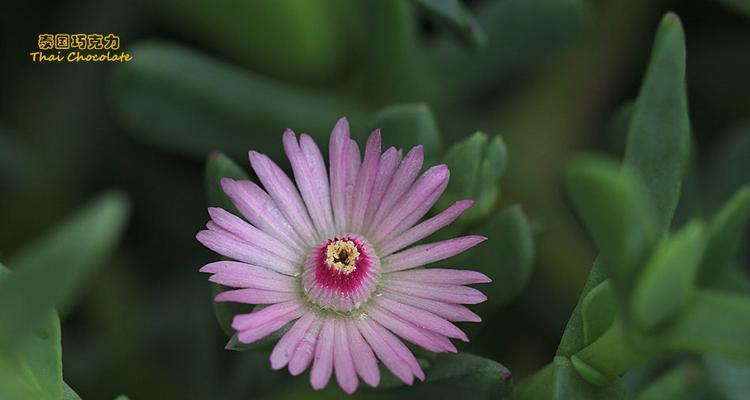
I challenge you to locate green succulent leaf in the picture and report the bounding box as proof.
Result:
[413,0,486,49]
[366,103,442,163]
[0,310,61,400]
[623,12,690,236]
[442,206,534,313]
[204,151,251,215]
[514,356,624,400]
[581,279,617,346]
[563,155,657,297]
[699,186,750,284]
[62,382,82,400]
[0,192,129,350]
[704,356,750,400]
[649,289,750,358]
[440,132,508,223]
[557,258,610,356]
[634,362,710,400]
[630,221,706,331]
[110,41,369,160]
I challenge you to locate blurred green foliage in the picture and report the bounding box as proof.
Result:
[1,0,750,399]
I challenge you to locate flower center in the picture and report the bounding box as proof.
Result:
[325,240,360,274]
[301,235,380,312]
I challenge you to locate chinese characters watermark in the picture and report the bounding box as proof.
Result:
[31,33,133,63]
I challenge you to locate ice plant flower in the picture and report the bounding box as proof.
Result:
[197,118,490,394]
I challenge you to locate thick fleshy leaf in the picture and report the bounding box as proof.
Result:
[630,221,705,331]
[204,152,250,215]
[581,279,617,347]
[110,41,368,160]
[413,0,486,49]
[634,362,711,400]
[439,132,507,223]
[62,382,82,400]
[366,103,441,163]
[623,13,690,236]
[514,356,624,400]
[699,186,750,284]
[0,192,129,349]
[441,206,533,313]
[649,289,750,358]
[704,356,750,400]
[0,309,62,400]
[564,155,657,297]
[557,258,610,356]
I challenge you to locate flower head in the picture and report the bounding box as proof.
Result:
[197,118,490,394]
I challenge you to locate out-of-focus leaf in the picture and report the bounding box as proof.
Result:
[440,132,508,223]
[704,356,750,400]
[149,0,347,83]
[514,356,624,400]
[705,125,750,209]
[623,13,690,235]
[413,0,486,49]
[204,152,250,215]
[0,192,129,349]
[581,279,617,346]
[444,206,534,313]
[564,155,657,297]
[634,362,710,400]
[651,289,750,358]
[426,0,589,103]
[366,103,441,163]
[714,0,750,18]
[110,41,369,160]
[630,221,705,331]
[700,186,750,284]
[113,395,131,400]
[604,102,633,158]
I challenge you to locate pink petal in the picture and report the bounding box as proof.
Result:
[387,268,491,285]
[271,313,317,370]
[368,305,457,352]
[214,288,297,304]
[375,296,468,341]
[329,117,352,233]
[220,178,306,253]
[201,261,298,291]
[363,147,400,228]
[386,280,487,304]
[232,300,302,331]
[310,318,335,390]
[333,320,359,394]
[235,303,303,344]
[382,236,487,272]
[249,150,318,245]
[283,131,336,238]
[196,230,297,275]
[383,291,482,322]
[379,200,474,256]
[343,139,361,231]
[350,130,381,233]
[207,207,301,262]
[356,319,416,385]
[289,317,323,375]
[346,319,380,387]
[372,165,450,243]
[368,146,424,236]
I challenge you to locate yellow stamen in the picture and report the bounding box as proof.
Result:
[325,240,360,275]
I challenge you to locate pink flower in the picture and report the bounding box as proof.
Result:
[197,118,489,394]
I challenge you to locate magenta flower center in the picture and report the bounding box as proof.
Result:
[302,235,380,312]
